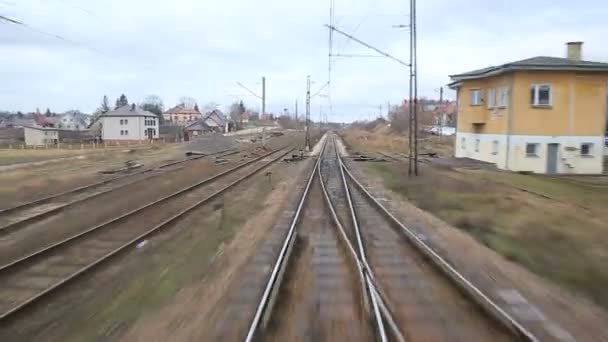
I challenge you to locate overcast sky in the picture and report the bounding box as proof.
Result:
[1,0,607,122]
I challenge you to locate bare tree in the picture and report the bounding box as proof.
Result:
[203,102,220,113]
[178,96,197,109]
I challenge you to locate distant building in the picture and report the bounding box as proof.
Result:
[184,120,212,137]
[58,111,91,130]
[164,105,203,125]
[203,109,228,132]
[260,113,274,121]
[449,42,608,174]
[23,126,59,146]
[99,105,159,141]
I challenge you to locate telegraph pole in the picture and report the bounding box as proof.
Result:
[305,76,311,151]
[261,76,266,119]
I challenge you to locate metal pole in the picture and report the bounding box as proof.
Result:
[408,0,414,176]
[413,0,418,176]
[306,76,311,151]
[261,77,266,119]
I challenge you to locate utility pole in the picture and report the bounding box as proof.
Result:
[261,76,266,119]
[295,99,298,123]
[408,0,419,176]
[439,86,444,140]
[305,75,311,151]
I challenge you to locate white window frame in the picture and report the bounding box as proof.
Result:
[580,143,594,156]
[124,130,129,136]
[492,140,499,155]
[498,86,509,108]
[487,88,496,109]
[470,89,482,106]
[525,143,540,157]
[475,139,480,152]
[530,84,552,106]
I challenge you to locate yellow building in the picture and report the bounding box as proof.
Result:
[449,42,608,174]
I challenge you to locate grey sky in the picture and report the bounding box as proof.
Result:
[1,0,607,122]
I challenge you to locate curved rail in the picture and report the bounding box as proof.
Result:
[244,139,326,342]
[0,147,238,236]
[338,142,540,342]
[0,146,292,322]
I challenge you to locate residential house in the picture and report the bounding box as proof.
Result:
[184,120,212,137]
[23,126,59,146]
[203,109,228,132]
[260,113,274,121]
[164,105,203,125]
[99,105,159,141]
[449,42,608,174]
[58,111,91,130]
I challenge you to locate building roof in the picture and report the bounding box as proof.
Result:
[165,105,202,115]
[449,56,608,85]
[185,120,211,131]
[203,109,227,126]
[100,105,157,118]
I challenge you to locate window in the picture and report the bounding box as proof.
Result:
[470,89,482,106]
[526,143,539,156]
[530,84,552,106]
[498,86,509,107]
[120,130,123,135]
[124,119,128,124]
[581,143,593,156]
[492,140,499,155]
[461,137,466,149]
[120,119,123,125]
[475,139,480,152]
[487,88,496,108]
[124,130,129,135]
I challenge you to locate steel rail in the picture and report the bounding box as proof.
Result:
[0,147,290,274]
[0,147,292,322]
[244,139,327,342]
[339,156,541,342]
[318,135,403,342]
[0,147,238,218]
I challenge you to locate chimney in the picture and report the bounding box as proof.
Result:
[566,41,583,62]
[130,103,136,111]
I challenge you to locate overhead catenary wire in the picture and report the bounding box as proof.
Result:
[0,14,107,56]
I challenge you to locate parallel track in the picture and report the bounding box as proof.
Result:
[0,146,292,322]
[245,133,540,341]
[335,133,539,342]
[0,148,238,236]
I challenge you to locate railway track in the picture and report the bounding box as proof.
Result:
[0,147,239,236]
[244,133,540,341]
[0,146,293,322]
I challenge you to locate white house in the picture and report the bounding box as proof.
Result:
[23,126,59,146]
[99,105,159,141]
[58,111,91,130]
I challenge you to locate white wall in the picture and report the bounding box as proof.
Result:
[24,127,58,146]
[456,132,604,174]
[101,116,159,140]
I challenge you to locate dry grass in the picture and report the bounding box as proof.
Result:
[339,127,454,157]
[362,161,608,309]
[339,126,608,308]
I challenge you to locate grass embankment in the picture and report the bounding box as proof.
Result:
[362,161,608,309]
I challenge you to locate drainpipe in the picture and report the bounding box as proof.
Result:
[505,74,515,170]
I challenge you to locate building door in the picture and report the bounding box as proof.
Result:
[147,128,154,140]
[547,143,559,174]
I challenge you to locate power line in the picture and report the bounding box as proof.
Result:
[0,14,107,56]
[325,24,410,67]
